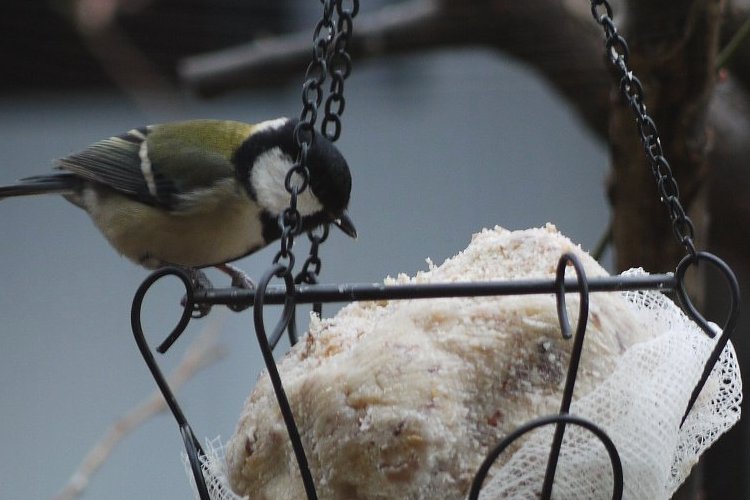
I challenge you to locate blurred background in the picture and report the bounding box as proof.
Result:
[1,1,704,498]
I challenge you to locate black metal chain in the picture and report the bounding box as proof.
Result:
[321,0,359,141]
[292,0,358,317]
[276,2,335,268]
[297,226,328,285]
[280,0,358,276]
[590,0,697,257]
[288,226,330,346]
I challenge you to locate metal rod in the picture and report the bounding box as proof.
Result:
[131,268,210,499]
[193,274,678,307]
[252,264,318,499]
[541,254,591,498]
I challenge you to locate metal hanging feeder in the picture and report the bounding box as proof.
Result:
[130,1,742,499]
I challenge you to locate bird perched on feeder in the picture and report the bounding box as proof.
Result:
[0,117,356,287]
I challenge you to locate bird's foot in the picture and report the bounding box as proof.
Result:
[180,267,213,318]
[215,263,255,312]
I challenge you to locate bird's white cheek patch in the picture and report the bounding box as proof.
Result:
[250,147,323,216]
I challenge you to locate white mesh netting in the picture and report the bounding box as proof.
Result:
[478,269,742,499]
[185,268,741,500]
[184,437,241,500]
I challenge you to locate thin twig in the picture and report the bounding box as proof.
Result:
[54,317,227,500]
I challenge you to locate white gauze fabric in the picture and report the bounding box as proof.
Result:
[479,269,742,499]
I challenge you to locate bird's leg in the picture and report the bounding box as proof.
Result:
[215,263,255,289]
[215,263,254,312]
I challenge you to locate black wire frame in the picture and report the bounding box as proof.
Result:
[130,249,740,500]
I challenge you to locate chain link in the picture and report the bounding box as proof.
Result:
[590,0,697,256]
[296,225,329,285]
[321,0,358,141]
[275,0,358,286]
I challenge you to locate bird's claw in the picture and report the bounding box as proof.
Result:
[230,273,255,290]
[217,263,255,312]
[180,268,213,318]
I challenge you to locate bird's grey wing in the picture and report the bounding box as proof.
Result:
[56,125,240,211]
[55,127,177,207]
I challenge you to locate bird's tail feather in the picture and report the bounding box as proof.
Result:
[0,173,80,199]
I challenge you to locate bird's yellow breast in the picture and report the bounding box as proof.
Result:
[82,180,265,268]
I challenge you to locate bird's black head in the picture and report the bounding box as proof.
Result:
[233,117,355,241]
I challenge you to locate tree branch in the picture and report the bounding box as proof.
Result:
[179,0,446,97]
[702,78,750,499]
[178,0,611,135]
[608,0,722,273]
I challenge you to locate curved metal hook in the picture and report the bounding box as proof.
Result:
[147,268,198,354]
[253,263,318,500]
[468,413,623,500]
[554,253,590,343]
[675,251,740,338]
[541,253,592,497]
[131,267,209,499]
[552,253,591,414]
[675,251,741,425]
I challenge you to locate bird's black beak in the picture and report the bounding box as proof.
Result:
[332,211,357,239]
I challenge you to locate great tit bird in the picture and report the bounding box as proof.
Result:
[0,117,356,287]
